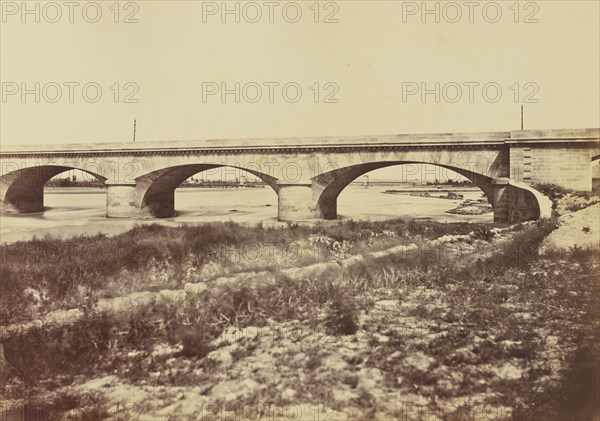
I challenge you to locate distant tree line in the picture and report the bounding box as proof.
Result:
[426,179,474,187]
[180,179,266,188]
[46,176,105,188]
[45,176,266,188]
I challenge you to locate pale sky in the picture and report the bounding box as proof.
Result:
[1,0,599,149]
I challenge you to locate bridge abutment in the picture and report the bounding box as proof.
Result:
[491,178,509,223]
[0,184,44,213]
[277,184,317,222]
[141,190,175,218]
[106,184,141,218]
[317,196,337,220]
[506,181,552,222]
[0,165,80,214]
[489,179,552,223]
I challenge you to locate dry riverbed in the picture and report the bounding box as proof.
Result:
[1,203,598,421]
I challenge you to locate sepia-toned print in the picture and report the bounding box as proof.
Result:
[1,1,599,420]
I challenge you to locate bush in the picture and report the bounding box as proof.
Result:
[0,266,33,324]
[324,291,359,336]
[533,183,600,214]
[123,242,165,270]
[472,226,495,241]
[174,326,212,358]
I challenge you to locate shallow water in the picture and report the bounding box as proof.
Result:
[0,186,491,243]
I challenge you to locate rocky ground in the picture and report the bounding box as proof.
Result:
[540,203,599,254]
[446,200,493,216]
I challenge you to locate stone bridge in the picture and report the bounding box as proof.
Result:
[1,128,598,223]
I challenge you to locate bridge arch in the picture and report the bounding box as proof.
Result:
[0,165,106,213]
[111,164,279,218]
[313,162,496,219]
[309,161,548,223]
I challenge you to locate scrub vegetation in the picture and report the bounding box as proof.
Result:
[1,204,598,420]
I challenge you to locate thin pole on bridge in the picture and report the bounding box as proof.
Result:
[133,119,137,142]
[521,105,524,130]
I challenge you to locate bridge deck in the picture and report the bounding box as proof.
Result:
[1,128,598,155]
